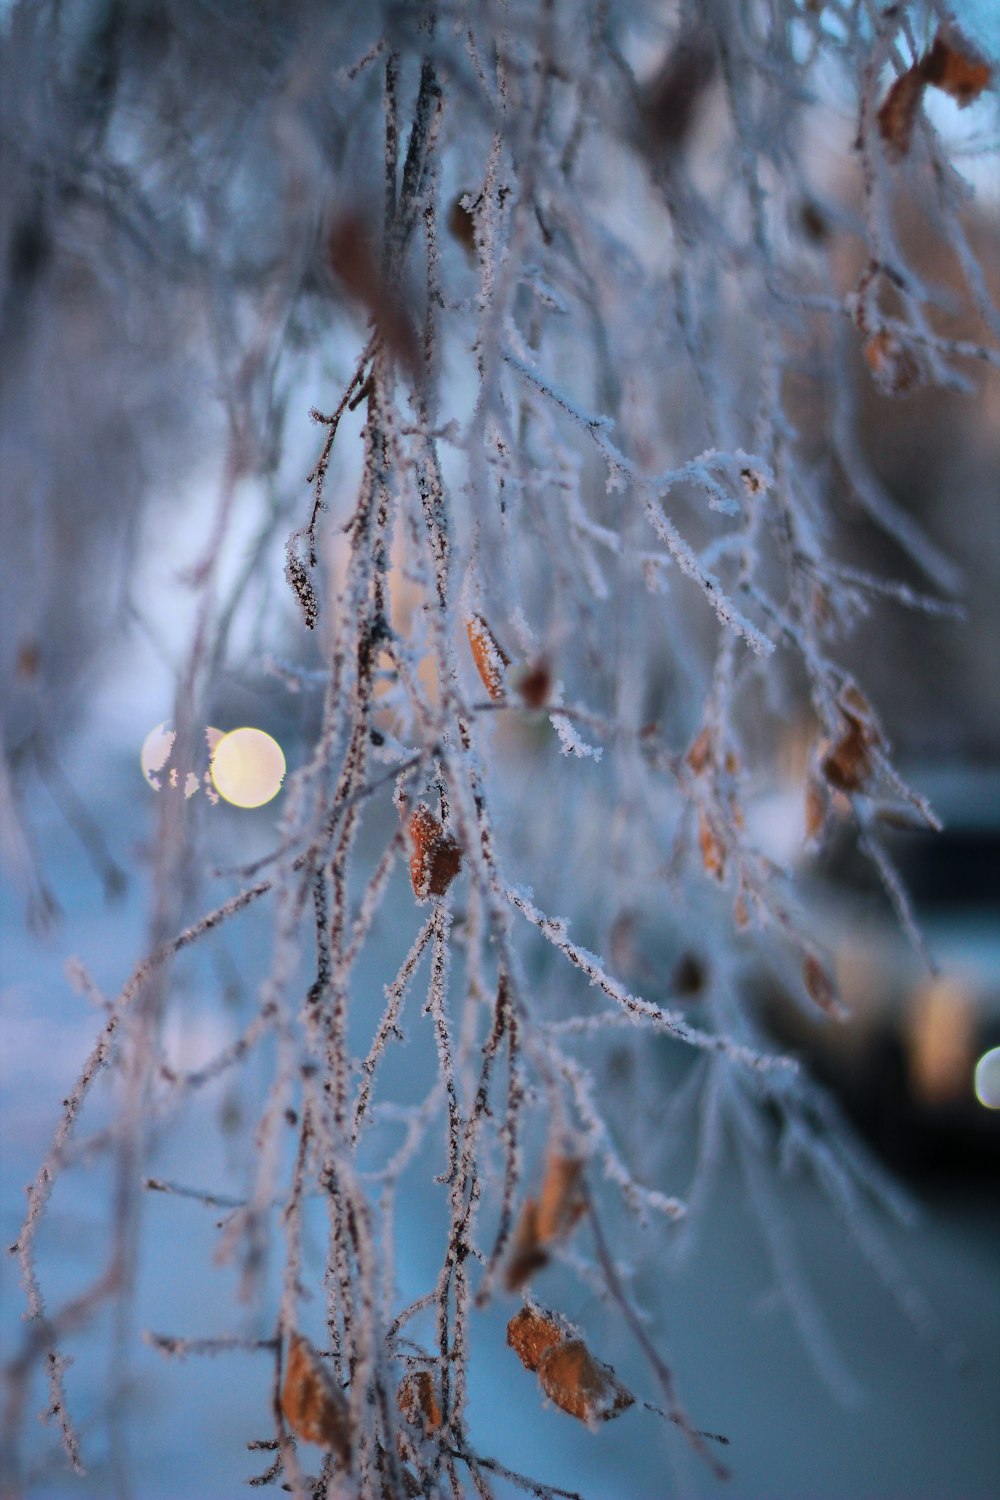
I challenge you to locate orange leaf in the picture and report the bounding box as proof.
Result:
[698,811,726,881]
[685,726,713,775]
[397,1370,442,1434]
[504,1199,549,1292]
[877,66,925,157]
[820,726,872,793]
[506,1305,566,1373]
[407,803,462,902]
[921,30,992,105]
[535,1155,585,1244]
[537,1339,634,1426]
[281,1333,351,1460]
[467,614,509,701]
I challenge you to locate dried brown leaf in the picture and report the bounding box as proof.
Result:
[514,660,552,710]
[803,955,843,1019]
[637,25,716,157]
[506,1305,566,1373]
[685,727,713,775]
[504,1199,549,1292]
[537,1339,634,1426]
[397,1371,441,1434]
[877,66,925,157]
[820,726,872,793]
[921,30,992,105]
[535,1155,585,1244]
[698,811,726,881]
[467,614,509,701]
[281,1333,351,1460]
[407,803,462,902]
[837,684,881,746]
[328,212,419,373]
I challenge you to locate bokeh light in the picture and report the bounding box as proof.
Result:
[973,1046,1000,1110]
[209,727,285,809]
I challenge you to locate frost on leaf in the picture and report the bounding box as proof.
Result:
[281,1332,351,1461]
[877,27,992,158]
[508,1308,632,1428]
[466,614,509,701]
[537,1340,634,1427]
[407,803,462,902]
[507,1305,567,1373]
[397,1370,442,1435]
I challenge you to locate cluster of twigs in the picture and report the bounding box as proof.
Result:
[4,2,998,1497]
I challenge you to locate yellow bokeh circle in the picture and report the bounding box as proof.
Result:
[209,727,286,809]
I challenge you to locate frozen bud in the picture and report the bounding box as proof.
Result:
[281,1333,351,1461]
[397,1370,442,1434]
[467,614,509,701]
[537,1340,634,1427]
[507,1305,566,1373]
[407,803,462,902]
[284,537,319,630]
